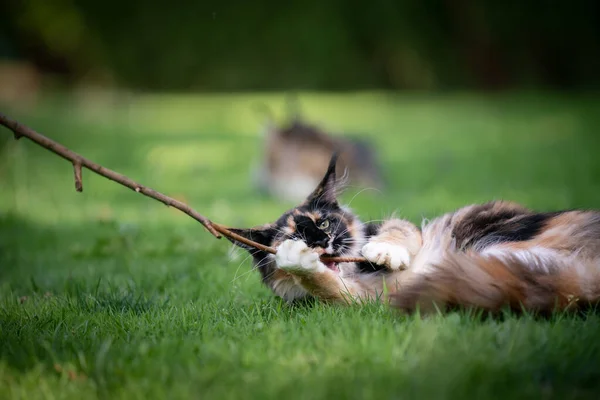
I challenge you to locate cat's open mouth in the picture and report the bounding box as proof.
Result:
[323,261,339,272]
[315,247,340,272]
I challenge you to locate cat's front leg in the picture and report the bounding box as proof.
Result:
[275,239,328,274]
[362,219,422,271]
[275,239,368,303]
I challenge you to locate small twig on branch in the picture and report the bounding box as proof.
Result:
[73,161,83,192]
[0,112,221,238]
[0,112,365,264]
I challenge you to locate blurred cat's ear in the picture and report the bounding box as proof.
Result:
[226,225,276,253]
[305,151,340,207]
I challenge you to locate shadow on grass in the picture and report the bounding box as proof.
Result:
[0,213,178,390]
[0,286,170,396]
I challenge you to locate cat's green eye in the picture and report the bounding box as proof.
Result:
[318,219,330,230]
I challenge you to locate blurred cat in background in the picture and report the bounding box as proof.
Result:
[251,97,385,202]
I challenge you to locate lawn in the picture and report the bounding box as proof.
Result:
[1,92,600,399]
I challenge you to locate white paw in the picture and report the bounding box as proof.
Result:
[361,242,411,270]
[276,239,326,274]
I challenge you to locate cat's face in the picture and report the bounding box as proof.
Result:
[229,152,363,271]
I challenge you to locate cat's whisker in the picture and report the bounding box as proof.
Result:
[231,255,274,284]
[344,187,382,209]
[333,214,345,236]
[232,249,263,282]
[260,267,281,282]
[230,267,257,283]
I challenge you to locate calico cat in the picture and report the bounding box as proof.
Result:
[251,101,384,202]
[229,153,600,313]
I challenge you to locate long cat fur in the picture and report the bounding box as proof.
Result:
[229,153,600,314]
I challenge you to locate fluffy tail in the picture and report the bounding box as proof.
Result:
[390,253,600,314]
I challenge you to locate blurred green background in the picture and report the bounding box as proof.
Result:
[2,2,600,398]
[0,0,599,92]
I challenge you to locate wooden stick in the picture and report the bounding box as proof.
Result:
[0,112,366,264]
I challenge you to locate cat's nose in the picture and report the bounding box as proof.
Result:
[313,238,329,248]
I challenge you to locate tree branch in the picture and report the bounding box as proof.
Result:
[0,112,366,264]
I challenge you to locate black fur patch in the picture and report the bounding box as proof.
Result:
[329,215,352,254]
[303,151,340,208]
[363,222,381,238]
[452,206,563,250]
[300,199,340,214]
[356,260,388,273]
[225,227,279,282]
[293,215,329,247]
[226,227,276,255]
[353,222,385,273]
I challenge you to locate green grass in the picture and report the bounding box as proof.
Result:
[1,91,600,399]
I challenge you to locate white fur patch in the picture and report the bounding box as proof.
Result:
[276,239,327,273]
[361,242,411,270]
[481,246,561,273]
[409,216,456,274]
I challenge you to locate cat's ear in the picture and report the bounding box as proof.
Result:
[225,225,276,253]
[305,151,340,207]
